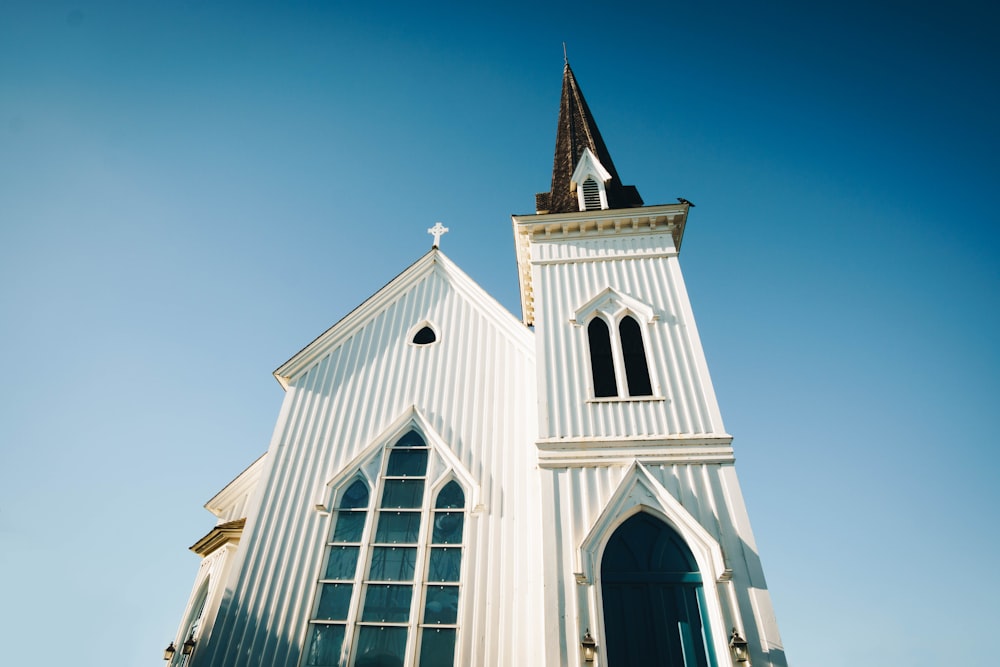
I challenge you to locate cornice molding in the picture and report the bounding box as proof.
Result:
[189,518,246,558]
[535,435,735,468]
[512,203,690,326]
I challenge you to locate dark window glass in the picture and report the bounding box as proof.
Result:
[315,583,353,621]
[355,626,408,667]
[361,584,413,622]
[619,316,653,396]
[588,318,618,397]
[422,586,459,624]
[375,512,421,544]
[339,480,370,509]
[418,628,456,667]
[427,548,462,582]
[412,326,437,345]
[387,448,428,477]
[393,432,426,448]
[332,512,366,543]
[434,482,464,509]
[369,547,417,582]
[305,624,345,667]
[324,546,360,580]
[381,480,425,509]
[601,513,710,667]
[431,513,463,544]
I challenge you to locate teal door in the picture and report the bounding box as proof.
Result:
[600,513,716,667]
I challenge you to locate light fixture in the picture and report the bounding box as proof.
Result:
[581,628,597,663]
[182,633,196,656]
[729,627,750,663]
[163,642,176,661]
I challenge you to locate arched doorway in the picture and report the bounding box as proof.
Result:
[600,513,716,667]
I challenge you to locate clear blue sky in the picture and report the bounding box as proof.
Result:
[1,1,997,665]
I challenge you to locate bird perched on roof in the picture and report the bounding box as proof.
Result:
[677,197,696,207]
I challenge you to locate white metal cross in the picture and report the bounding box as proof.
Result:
[427,222,449,248]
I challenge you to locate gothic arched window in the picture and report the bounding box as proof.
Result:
[304,433,466,667]
[587,313,654,399]
[588,317,618,398]
[619,316,652,397]
[418,481,465,665]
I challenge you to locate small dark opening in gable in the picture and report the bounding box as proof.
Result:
[412,326,437,345]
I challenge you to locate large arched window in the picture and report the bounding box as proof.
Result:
[600,513,716,667]
[304,433,466,667]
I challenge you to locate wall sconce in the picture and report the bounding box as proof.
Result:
[581,628,597,663]
[729,627,750,663]
[163,642,176,661]
[182,633,197,656]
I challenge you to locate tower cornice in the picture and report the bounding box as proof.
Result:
[511,203,691,326]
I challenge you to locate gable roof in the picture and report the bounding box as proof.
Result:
[273,248,533,389]
[535,63,643,214]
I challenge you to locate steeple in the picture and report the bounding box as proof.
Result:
[535,63,643,214]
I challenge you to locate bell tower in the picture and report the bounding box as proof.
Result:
[514,63,786,667]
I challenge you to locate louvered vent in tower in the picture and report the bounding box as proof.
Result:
[582,178,601,210]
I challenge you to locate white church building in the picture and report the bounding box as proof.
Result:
[165,63,786,667]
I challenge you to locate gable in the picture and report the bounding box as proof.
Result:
[274,249,533,389]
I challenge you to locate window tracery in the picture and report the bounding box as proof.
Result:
[304,432,465,667]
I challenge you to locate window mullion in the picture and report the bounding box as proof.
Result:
[609,317,630,397]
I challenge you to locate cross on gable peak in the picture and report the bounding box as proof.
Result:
[427,222,449,248]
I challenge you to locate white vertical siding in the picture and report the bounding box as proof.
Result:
[196,259,544,667]
[531,231,726,439]
[543,462,785,667]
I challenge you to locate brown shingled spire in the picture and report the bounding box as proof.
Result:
[535,63,643,214]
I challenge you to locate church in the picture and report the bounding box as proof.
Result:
[164,63,786,667]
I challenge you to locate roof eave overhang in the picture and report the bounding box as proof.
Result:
[189,518,246,557]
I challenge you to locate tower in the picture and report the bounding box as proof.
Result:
[164,62,785,667]
[512,63,786,666]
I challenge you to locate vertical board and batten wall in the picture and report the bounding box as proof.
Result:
[197,253,546,667]
[526,225,786,667]
[530,231,725,440]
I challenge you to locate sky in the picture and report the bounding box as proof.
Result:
[1,1,997,665]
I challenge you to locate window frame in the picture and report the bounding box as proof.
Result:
[583,311,657,401]
[302,432,468,667]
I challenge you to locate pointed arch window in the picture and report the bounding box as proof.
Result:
[619,316,652,396]
[600,513,716,667]
[418,481,465,665]
[588,318,618,398]
[585,313,654,399]
[303,432,466,667]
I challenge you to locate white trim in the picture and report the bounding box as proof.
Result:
[572,287,656,326]
[575,288,659,399]
[275,251,533,388]
[406,320,440,347]
[577,461,736,666]
[303,412,476,667]
[316,406,480,511]
[570,147,612,211]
